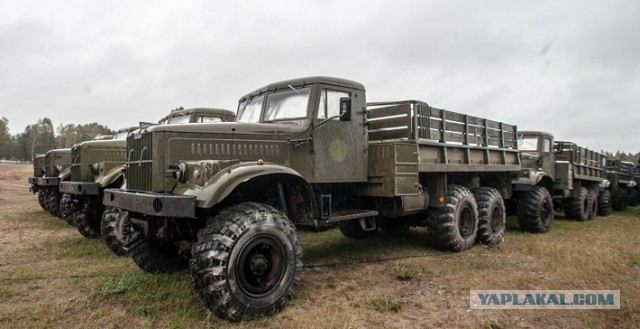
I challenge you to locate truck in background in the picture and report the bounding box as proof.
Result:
[513,131,607,225]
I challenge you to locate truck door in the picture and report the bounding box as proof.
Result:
[312,88,367,182]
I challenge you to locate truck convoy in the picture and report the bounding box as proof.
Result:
[25,76,632,321]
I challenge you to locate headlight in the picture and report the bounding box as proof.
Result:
[168,162,188,183]
[89,163,99,175]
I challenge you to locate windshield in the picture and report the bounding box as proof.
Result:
[200,116,223,123]
[237,86,311,123]
[519,136,539,152]
[114,131,130,140]
[160,114,191,125]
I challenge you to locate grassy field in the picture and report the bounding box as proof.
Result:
[1,163,639,328]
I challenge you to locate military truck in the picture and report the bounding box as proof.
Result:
[59,126,140,240]
[36,148,72,218]
[513,131,606,223]
[605,159,637,210]
[104,77,522,321]
[27,154,46,210]
[58,108,235,253]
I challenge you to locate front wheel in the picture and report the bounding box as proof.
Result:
[517,186,553,233]
[612,188,628,211]
[190,202,303,321]
[73,199,102,239]
[597,189,612,216]
[37,191,47,211]
[101,207,133,256]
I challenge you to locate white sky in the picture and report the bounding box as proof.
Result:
[1,0,639,153]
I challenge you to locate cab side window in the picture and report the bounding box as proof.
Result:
[542,138,552,153]
[317,89,350,119]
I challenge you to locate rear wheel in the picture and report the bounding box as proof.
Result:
[427,185,478,252]
[517,186,553,233]
[190,202,303,321]
[472,187,505,245]
[564,187,589,220]
[597,189,612,216]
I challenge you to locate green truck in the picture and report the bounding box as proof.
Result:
[27,154,46,210]
[104,77,525,320]
[59,126,140,239]
[36,148,72,218]
[58,108,236,255]
[513,131,607,223]
[605,159,637,210]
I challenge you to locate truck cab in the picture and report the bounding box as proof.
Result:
[514,131,556,192]
[235,77,368,183]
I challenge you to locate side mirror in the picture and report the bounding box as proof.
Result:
[339,97,351,122]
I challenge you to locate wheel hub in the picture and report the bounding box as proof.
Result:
[249,253,271,277]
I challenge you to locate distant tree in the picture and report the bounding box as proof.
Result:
[14,118,57,160]
[56,122,112,148]
[0,117,10,158]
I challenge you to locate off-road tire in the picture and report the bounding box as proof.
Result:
[59,193,78,226]
[472,187,505,245]
[517,186,553,233]
[37,191,47,211]
[587,190,597,220]
[427,185,478,252]
[339,219,376,239]
[190,202,303,321]
[45,189,61,218]
[612,188,628,211]
[73,201,102,239]
[628,189,639,207]
[564,187,589,220]
[101,207,131,256]
[129,238,188,273]
[597,189,612,216]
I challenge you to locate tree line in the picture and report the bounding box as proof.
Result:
[0,117,112,161]
[0,116,638,164]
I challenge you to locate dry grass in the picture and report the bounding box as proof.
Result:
[1,163,639,328]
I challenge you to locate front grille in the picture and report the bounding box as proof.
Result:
[127,133,153,191]
[70,146,82,180]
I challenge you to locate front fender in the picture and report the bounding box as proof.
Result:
[59,167,71,181]
[513,169,549,187]
[175,162,307,209]
[98,165,125,188]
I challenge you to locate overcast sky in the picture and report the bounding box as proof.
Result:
[1,0,638,153]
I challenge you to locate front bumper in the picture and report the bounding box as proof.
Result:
[37,177,60,186]
[103,189,196,218]
[59,181,100,195]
